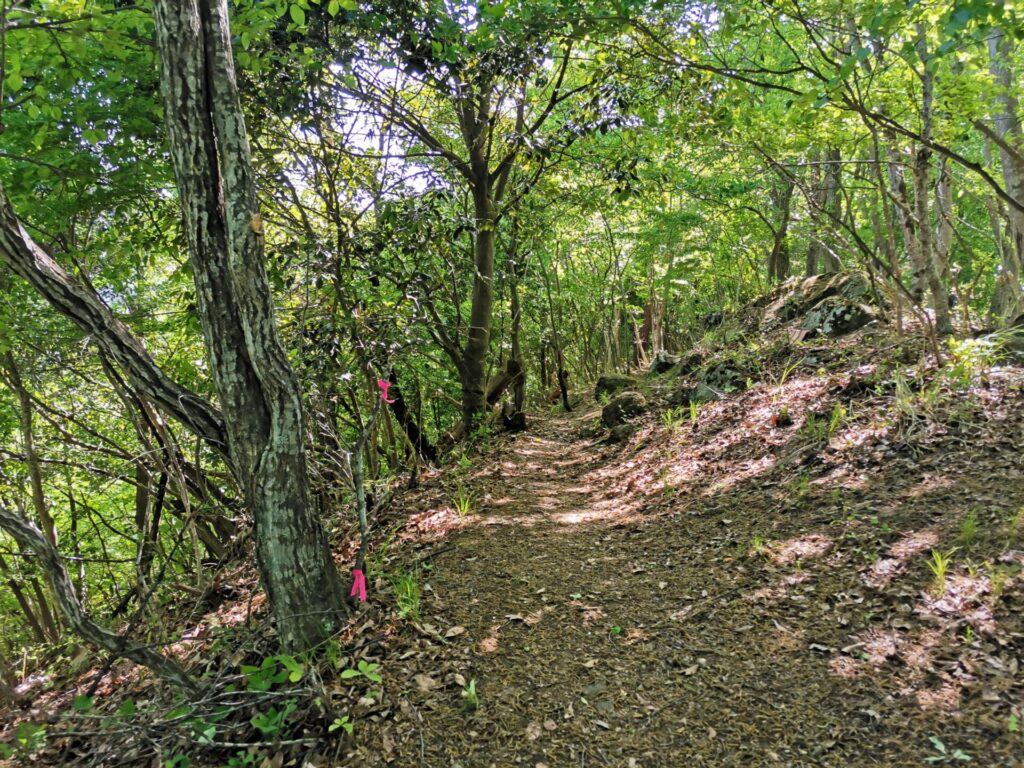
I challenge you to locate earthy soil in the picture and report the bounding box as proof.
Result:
[344,340,1024,767]
[5,328,1024,768]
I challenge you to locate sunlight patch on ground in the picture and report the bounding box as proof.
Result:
[920,574,995,634]
[770,533,833,565]
[400,506,474,541]
[701,455,777,496]
[863,528,939,588]
[904,473,957,498]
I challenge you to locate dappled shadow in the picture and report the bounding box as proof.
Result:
[362,340,1024,766]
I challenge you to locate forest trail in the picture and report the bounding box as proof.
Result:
[349,376,1024,768]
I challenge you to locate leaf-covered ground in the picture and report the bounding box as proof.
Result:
[4,326,1024,767]
[344,330,1024,767]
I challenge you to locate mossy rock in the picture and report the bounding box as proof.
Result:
[601,390,648,427]
[648,351,681,375]
[606,423,638,444]
[595,374,639,400]
[700,361,747,392]
[800,296,876,338]
[763,272,873,325]
[670,382,721,407]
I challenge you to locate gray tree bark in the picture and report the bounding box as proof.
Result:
[0,193,229,456]
[986,28,1024,319]
[150,0,345,651]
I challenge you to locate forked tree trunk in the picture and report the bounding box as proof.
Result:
[151,0,344,651]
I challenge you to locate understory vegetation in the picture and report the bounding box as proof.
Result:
[1,0,1024,765]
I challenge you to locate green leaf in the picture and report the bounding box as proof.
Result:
[72,695,94,712]
[290,4,306,25]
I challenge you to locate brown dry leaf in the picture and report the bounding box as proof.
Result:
[524,607,553,625]
[581,606,607,626]
[444,625,467,638]
[624,628,647,645]
[413,674,439,693]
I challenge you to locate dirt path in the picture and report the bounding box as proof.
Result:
[349,398,1022,768]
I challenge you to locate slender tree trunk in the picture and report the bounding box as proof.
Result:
[541,249,571,411]
[935,157,955,285]
[508,218,527,422]
[914,26,954,334]
[4,359,56,548]
[821,148,843,273]
[460,184,497,431]
[151,0,344,651]
[887,144,928,302]
[386,371,437,463]
[986,28,1024,319]
[768,177,795,282]
[0,552,48,643]
[806,149,823,276]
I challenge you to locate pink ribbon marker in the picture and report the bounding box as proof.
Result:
[377,378,396,404]
[350,568,367,602]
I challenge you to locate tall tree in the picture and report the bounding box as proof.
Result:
[149,0,345,651]
[0,0,347,653]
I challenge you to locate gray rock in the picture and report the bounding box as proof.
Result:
[607,424,638,443]
[800,296,876,338]
[671,383,720,407]
[699,362,746,392]
[648,351,680,375]
[595,374,638,400]
[601,390,647,427]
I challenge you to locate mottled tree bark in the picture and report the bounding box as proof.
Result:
[767,177,794,282]
[0,193,228,457]
[150,0,345,651]
[820,148,844,273]
[461,182,497,431]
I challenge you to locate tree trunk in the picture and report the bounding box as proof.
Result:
[151,0,344,651]
[508,218,527,422]
[913,26,954,335]
[386,371,437,463]
[886,142,928,302]
[806,149,823,276]
[0,503,197,691]
[460,185,497,431]
[0,552,48,643]
[0,197,228,456]
[934,157,955,285]
[986,28,1024,319]
[768,177,795,282]
[821,148,843,273]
